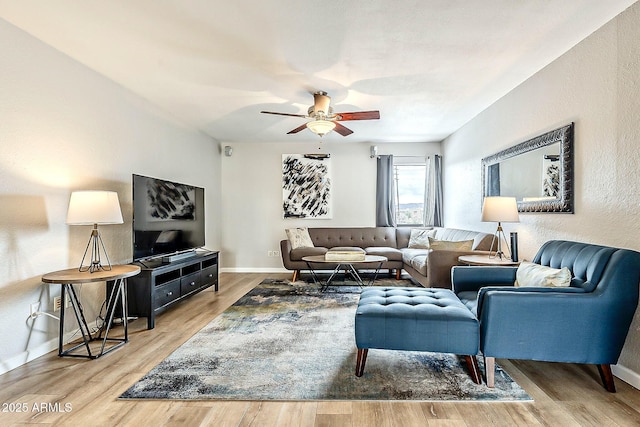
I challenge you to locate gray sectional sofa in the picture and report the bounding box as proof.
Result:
[280,227,493,288]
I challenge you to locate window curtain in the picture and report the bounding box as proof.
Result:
[376,155,396,227]
[424,154,443,227]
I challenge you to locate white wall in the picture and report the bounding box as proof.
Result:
[221,141,439,271]
[442,3,640,383]
[0,19,221,374]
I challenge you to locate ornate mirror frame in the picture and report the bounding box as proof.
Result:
[481,123,574,213]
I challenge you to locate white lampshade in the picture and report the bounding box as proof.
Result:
[306,120,336,136]
[66,191,124,225]
[481,196,519,223]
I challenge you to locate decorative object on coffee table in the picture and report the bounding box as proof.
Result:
[324,247,366,261]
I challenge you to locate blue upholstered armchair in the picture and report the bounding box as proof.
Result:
[452,240,640,392]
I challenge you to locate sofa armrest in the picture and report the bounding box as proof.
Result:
[426,250,491,288]
[476,288,626,363]
[451,266,518,293]
[280,239,294,269]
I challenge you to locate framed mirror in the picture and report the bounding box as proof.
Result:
[482,123,574,213]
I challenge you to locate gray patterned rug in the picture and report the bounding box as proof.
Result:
[120,278,531,401]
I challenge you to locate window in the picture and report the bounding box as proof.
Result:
[394,158,428,226]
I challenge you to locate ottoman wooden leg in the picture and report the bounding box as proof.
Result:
[484,356,495,387]
[464,355,482,384]
[355,348,368,377]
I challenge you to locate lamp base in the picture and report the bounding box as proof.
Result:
[78,225,113,273]
[488,223,511,261]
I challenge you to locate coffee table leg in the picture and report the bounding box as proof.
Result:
[305,262,321,286]
[325,264,344,290]
[367,261,384,286]
[306,261,342,292]
[346,264,365,287]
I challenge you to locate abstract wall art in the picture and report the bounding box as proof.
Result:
[282,154,332,219]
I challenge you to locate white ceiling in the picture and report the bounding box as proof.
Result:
[0,1,636,144]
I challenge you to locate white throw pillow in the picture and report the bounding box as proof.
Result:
[514,261,572,288]
[408,229,436,249]
[285,227,314,249]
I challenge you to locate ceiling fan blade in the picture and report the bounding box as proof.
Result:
[287,123,309,134]
[333,122,353,136]
[336,110,380,121]
[261,111,307,118]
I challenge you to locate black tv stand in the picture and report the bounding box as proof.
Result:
[125,250,219,329]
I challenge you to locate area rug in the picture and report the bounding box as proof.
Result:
[120,278,531,401]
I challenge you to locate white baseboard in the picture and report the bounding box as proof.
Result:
[220,267,289,273]
[613,363,640,390]
[0,321,102,376]
[0,338,58,376]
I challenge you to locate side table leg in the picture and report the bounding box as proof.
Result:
[97,278,123,355]
[58,285,66,356]
[63,284,94,358]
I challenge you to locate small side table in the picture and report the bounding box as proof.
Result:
[42,265,140,359]
[458,254,520,266]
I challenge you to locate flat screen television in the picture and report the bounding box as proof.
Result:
[132,174,205,261]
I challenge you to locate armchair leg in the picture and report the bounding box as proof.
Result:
[484,356,495,388]
[464,355,482,384]
[597,364,616,392]
[355,348,368,377]
[395,269,402,280]
[291,270,299,282]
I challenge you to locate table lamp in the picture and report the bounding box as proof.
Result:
[481,196,519,260]
[66,191,124,272]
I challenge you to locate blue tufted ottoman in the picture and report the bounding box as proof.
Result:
[355,287,481,384]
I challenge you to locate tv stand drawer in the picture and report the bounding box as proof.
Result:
[155,279,181,307]
[180,271,202,295]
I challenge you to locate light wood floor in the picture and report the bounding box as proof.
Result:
[1,272,640,426]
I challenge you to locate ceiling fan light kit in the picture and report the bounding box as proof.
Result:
[261,90,380,137]
[306,119,336,136]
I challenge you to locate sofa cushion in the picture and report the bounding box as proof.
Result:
[428,238,474,251]
[514,261,572,288]
[309,227,397,249]
[290,246,328,261]
[400,248,429,265]
[365,246,403,261]
[285,227,314,249]
[410,255,428,275]
[408,228,436,249]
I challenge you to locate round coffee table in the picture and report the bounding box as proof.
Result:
[302,255,387,291]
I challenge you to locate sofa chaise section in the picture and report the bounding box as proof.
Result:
[395,227,493,288]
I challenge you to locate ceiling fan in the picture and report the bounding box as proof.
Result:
[261,91,380,137]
